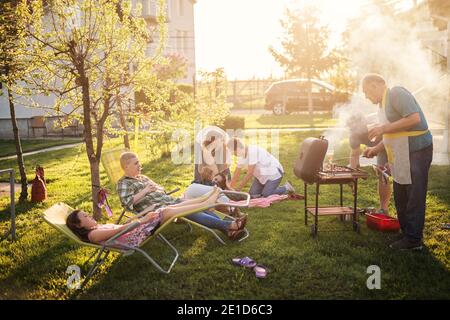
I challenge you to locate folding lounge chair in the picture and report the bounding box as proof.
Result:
[43,197,248,288]
[101,148,251,244]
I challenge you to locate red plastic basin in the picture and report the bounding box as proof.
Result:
[366,213,400,232]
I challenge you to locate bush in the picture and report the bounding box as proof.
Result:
[219,115,245,130]
[177,83,194,95]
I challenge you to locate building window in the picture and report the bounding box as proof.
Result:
[178,0,184,16]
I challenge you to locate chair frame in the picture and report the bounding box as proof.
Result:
[43,201,239,288]
[101,148,251,245]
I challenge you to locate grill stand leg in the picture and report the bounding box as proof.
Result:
[339,184,344,222]
[353,179,360,233]
[313,183,319,237]
[304,183,308,226]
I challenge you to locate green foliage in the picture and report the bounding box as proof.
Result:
[195,68,230,127]
[135,78,197,133]
[14,0,171,139]
[328,58,358,94]
[219,115,245,130]
[13,0,171,216]
[0,0,29,87]
[154,53,188,80]
[177,83,194,95]
[269,6,338,79]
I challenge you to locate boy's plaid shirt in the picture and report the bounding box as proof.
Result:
[117,175,181,213]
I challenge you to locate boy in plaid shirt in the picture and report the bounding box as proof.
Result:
[117,152,247,240]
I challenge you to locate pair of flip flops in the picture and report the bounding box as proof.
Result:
[232,257,269,279]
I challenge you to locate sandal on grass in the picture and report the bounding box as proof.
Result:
[232,256,256,268]
[253,264,270,279]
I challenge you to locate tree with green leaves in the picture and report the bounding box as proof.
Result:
[195,68,229,127]
[269,6,337,115]
[16,0,166,219]
[0,0,30,202]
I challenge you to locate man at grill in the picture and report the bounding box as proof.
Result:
[346,112,392,215]
[361,73,433,251]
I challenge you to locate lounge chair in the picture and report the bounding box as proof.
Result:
[101,148,250,244]
[43,194,248,288]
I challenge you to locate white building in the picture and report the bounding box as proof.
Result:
[0,0,196,138]
[135,0,196,84]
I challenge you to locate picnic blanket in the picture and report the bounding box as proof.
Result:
[229,193,304,208]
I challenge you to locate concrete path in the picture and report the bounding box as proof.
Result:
[0,143,82,161]
[0,183,31,198]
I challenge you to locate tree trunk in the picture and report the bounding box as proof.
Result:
[79,72,102,220]
[7,87,28,202]
[307,77,313,125]
[117,94,130,149]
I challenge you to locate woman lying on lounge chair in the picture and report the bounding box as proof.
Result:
[67,187,246,245]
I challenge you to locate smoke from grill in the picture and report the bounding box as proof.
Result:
[323,4,447,163]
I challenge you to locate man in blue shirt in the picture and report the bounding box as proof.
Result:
[362,74,433,250]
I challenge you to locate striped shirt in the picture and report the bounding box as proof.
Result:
[116,175,181,213]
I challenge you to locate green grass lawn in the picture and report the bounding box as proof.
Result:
[244,114,337,129]
[0,131,449,299]
[0,138,83,158]
[230,98,265,110]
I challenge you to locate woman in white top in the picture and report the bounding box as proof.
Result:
[228,137,294,198]
[194,126,232,182]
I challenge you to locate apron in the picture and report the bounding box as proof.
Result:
[379,89,429,185]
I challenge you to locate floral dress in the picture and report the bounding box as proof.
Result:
[96,209,163,248]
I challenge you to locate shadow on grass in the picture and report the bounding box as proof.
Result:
[0,200,42,224]
[0,225,94,299]
[428,166,450,208]
[72,225,226,300]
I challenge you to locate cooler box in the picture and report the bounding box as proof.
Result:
[366,213,400,232]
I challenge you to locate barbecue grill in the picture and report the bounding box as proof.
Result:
[293,136,368,237]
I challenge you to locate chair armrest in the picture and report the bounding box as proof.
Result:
[125,206,156,222]
[166,187,180,195]
[104,221,140,245]
[219,190,251,207]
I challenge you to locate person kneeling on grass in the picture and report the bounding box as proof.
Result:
[117,152,247,241]
[228,137,295,198]
[67,187,223,245]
